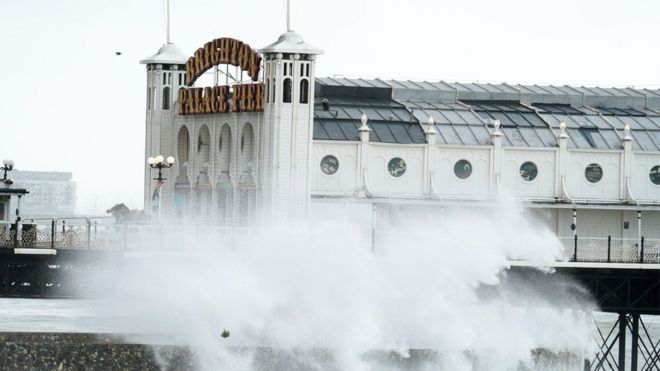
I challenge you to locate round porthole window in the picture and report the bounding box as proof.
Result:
[650,165,660,185]
[320,155,339,175]
[519,161,538,182]
[585,163,603,183]
[454,159,472,179]
[387,157,406,177]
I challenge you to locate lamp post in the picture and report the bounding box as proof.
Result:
[1,159,14,186]
[147,155,175,222]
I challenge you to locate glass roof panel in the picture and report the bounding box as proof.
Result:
[501,127,528,146]
[470,125,492,145]
[522,113,548,128]
[631,131,659,151]
[453,125,478,145]
[390,108,411,121]
[646,130,660,150]
[551,114,580,128]
[584,115,612,129]
[323,120,347,140]
[409,125,427,143]
[437,124,463,145]
[342,107,364,120]
[599,130,623,149]
[504,112,532,127]
[442,110,468,124]
[457,110,485,125]
[535,128,558,147]
[571,115,597,128]
[617,116,643,130]
[606,116,630,130]
[566,128,593,148]
[650,117,660,128]
[489,112,515,127]
[539,113,561,127]
[579,128,609,149]
[338,121,359,141]
[313,120,330,140]
[631,116,660,130]
[387,123,414,144]
[518,127,543,147]
[370,123,396,143]
[430,110,451,125]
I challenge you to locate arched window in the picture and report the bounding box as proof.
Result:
[177,126,190,182]
[162,87,171,110]
[283,78,292,103]
[299,79,309,104]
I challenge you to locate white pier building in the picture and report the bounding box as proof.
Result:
[140,30,660,255]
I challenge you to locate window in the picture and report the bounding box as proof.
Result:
[388,157,406,177]
[147,87,151,110]
[519,161,538,181]
[162,87,171,110]
[320,155,339,175]
[300,79,309,104]
[650,165,660,185]
[283,78,292,103]
[162,73,167,85]
[585,163,603,183]
[454,159,472,179]
[271,78,276,103]
[265,79,270,103]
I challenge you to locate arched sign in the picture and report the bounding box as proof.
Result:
[178,37,264,115]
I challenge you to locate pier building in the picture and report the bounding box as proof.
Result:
[141,30,660,256]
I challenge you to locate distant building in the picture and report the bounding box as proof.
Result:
[11,170,76,217]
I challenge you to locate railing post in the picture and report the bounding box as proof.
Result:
[607,235,611,263]
[86,219,91,249]
[640,236,644,263]
[50,219,55,249]
[573,234,578,262]
[62,220,66,234]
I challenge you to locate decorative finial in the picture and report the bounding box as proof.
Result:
[623,123,632,142]
[491,119,502,137]
[359,113,369,130]
[559,121,568,139]
[426,116,436,134]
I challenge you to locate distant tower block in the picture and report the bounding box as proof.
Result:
[258,32,323,221]
[140,44,187,213]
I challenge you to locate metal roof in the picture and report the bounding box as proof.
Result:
[314,78,660,150]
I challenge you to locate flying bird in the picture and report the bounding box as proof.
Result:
[115,51,122,56]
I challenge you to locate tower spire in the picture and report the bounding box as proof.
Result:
[286,0,292,32]
[166,0,171,44]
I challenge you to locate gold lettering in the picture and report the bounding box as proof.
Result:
[185,58,195,86]
[219,38,230,64]
[194,48,205,82]
[229,39,240,67]
[210,39,220,65]
[254,83,264,111]
[231,84,241,112]
[246,84,255,111]
[238,43,250,70]
[203,41,214,71]
[178,88,188,115]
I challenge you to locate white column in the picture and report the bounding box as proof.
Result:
[491,120,503,195]
[358,114,371,197]
[424,116,436,196]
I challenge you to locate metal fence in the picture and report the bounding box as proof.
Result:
[0,218,116,249]
[559,236,660,264]
[1,219,659,264]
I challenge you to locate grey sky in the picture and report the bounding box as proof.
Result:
[1,0,659,214]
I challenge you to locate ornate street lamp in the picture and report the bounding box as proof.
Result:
[1,159,14,186]
[147,155,175,222]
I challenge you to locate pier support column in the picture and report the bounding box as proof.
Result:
[631,314,639,371]
[618,313,626,371]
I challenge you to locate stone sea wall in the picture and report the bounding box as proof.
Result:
[0,333,195,371]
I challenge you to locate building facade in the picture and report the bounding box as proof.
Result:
[10,170,76,217]
[141,31,660,249]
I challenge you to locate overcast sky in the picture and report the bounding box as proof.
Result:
[1,0,659,214]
